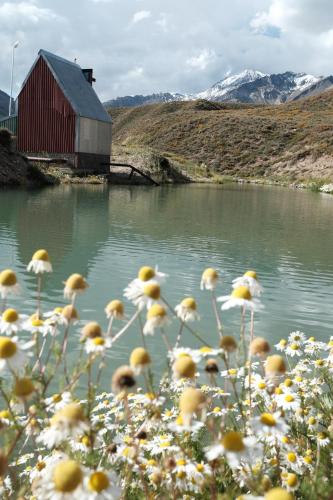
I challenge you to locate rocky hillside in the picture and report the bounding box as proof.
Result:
[109,90,333,182]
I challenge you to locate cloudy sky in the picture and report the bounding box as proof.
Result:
[1,0,333,101]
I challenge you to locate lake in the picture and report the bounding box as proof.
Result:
[1,183,333,383]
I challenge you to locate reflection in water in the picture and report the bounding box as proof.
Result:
[0,184,333,382]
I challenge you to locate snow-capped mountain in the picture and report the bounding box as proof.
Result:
[197,69,268,100]
[103,92,189,109]
[105,70,333,108]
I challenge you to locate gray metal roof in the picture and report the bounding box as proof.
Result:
[21,49,111,123]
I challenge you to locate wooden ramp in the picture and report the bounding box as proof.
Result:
[103,162,160,186]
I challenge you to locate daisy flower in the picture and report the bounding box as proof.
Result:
[129,347,151,375]
[317,431,330,447]
[85,337,111,355]
[37,403,89,448]
[0,336,32,374]
[217,286,262,311]
[143,304,169,335]
[31,455,85,499]
[124,266,167,308]
[175,297,200,322]
[285,342,302,357]
[27,249,52,274]
[124,280,162,311]
[275,392,300,411]
[232,270,263,296]
[275,339,288,352]
[105,300,125,320]
[44,392,73,412]
[200,268,218,290]
[23,314,52,337]
[205,431,261,468]
[64,273,88,300]
[288,331,306,344]
[251,412,289,440]
[0,308,26,335]
[168,414,204,434]
[0,269,20,299]
[83,470,121,499]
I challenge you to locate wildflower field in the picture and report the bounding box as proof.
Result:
[0,251,333,499]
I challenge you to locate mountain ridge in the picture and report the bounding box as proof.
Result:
[105,70,333,108]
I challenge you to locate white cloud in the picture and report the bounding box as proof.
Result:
[127,66,144,79]
[186,49,217,71]
[0,1,62,25]
[131,10,151,24]
[251,0,333,35]
[156,13,169,32]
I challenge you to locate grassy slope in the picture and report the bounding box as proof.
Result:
[109,90,333,182]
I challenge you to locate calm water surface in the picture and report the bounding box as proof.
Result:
[1,183,333,383]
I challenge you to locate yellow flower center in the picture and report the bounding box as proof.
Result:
[290,343,299,350]
[51,403,85,425]
[53,460,83,493]
[244,270,257,279]
[260,413,276,427]
[65,274,87,292]
[0,337,17,359]
[130,347,151,367]
[181,297,197,310]
[147,304,166,319]
[62,305,79,321]
[284,395,294,403]
[143,283,160,300]
[308,417,316,425]
[196,463,204,472]
[36,461,46,471]
[284,379,293,387]
[80,435,91,447]
[231,286,252,301]
[265,488,293,500]
[88,471,109,493]
[279,339,287,346]
[286,473,297,487]
[175,415,184,425]
[52,394,62,403]
[92,337,105,346]
[179,388,205,415]
[0,269,17,287]
[287,452,296,463]
[304,456,312,464]
[228,368,237,376]
[177,459,186,466]
[202,268,218,281]
[281,436,290,444]
[138,266,155,282]
[258,381,266,389]
[309,337,315,342]
[14,378,35,398]
[160,441,170,448]
[106,299,124,316]
[221,431,245,452]
[199,346,212,353]
[317,432,327,440]
[315,359,324,366]
[213,407,221,413]
[2,308,18,323]
[173,356,196,378]
[0,410,11,419]
[31,318,44,327]
[32,249,50,262]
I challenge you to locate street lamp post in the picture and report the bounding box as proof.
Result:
[8,41,19,117]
